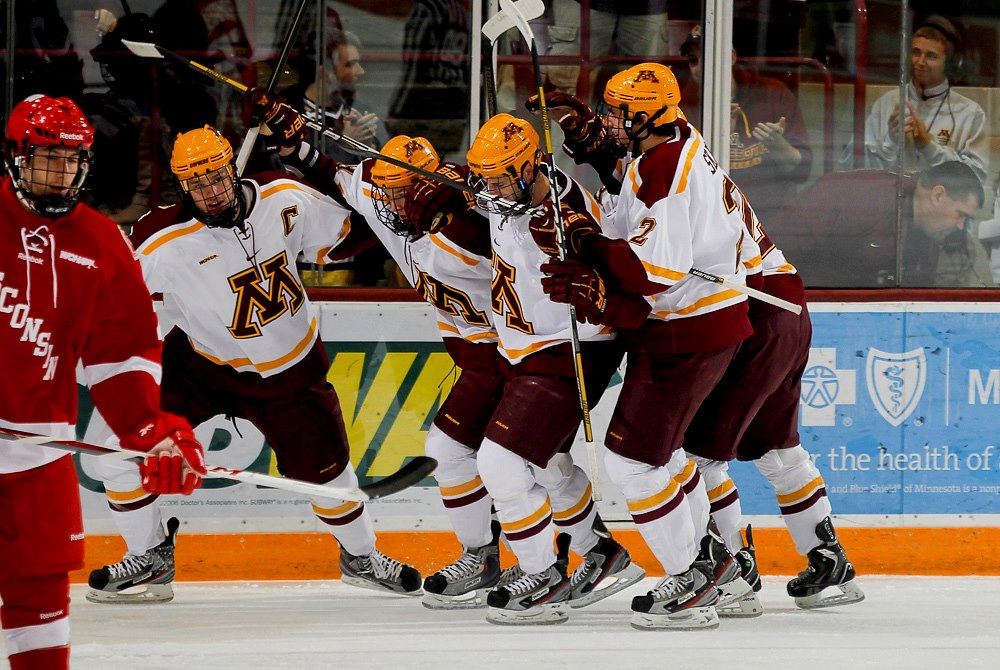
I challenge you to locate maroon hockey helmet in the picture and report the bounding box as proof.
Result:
[5,94,94,218]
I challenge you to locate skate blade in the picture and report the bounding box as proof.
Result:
[341,575,423,597]
[717,591,764,618]
[486,602,569,625]
[85,583,174,604]
[794,580,866,610]
[716,576,763,618]
[569,563,646,609]
[630,605,720,631]
[421,588,491,610]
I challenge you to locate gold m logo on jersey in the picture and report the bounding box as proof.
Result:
[228,251,305,338]
[415,271,490,327]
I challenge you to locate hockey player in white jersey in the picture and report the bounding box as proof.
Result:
[460,113,647,625]
[88,124,422,603]
[280,119,643,612]
[527,63,764,630]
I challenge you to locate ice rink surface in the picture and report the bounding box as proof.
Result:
[61,576,999,669]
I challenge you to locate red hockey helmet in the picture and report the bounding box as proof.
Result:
[5,94,94,218]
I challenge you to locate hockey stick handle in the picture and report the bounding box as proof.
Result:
[120,39,540,217]
[0,427,434,502]
[687,268,803,315]
[236,0,311,175]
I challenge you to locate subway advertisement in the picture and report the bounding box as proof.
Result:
[73,302,1000,532]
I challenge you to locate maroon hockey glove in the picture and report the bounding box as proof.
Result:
[245,86,307,153]
[541,259,651,328]
[524,91,620,169]
[529,201,601,258]
[125,413,207,496]
[403,163,474,236]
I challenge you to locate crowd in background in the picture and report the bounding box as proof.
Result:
[3,0,1000,289]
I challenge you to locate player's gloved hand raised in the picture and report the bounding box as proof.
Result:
[245,86,307,154]
[524,91,616,165]
[123,413,207,496]
[403,163,474,236]
[540,259,607,322]
[528,200,601,258]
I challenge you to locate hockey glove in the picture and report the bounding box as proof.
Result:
[524,91,621,168]
[125,413,207,496]
[246,86,307,154]
[529,201,601,258]
[403,163,475,236]
[541,259,651,328]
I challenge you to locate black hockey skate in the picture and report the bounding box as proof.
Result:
[340,547,423,596]
[87,517,179,604]
[787,517,865,609]
[422,521,501,610]
[568,522,645,609]
[735,525,762,593]
[486,543,571,626]
[630,561,720,631]
[699,527,762,619]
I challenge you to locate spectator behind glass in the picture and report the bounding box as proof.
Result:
[545,0,668,98]
[0,0,83,107]
[843,16,988,188]
[387,0,470,155]
[680,27,813,222]
[773,161,986,288]
[280,30,387,163]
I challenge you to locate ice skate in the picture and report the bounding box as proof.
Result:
[735,525,763,593]
[486,561,571,626]
[339,547,423,596]
[630,564,720,631]
[87,517,179,604]
[497,563,525,588]
[699,529,762,619]
[567,529,645,609]
[422,522,501,610]
[787,517,865,609]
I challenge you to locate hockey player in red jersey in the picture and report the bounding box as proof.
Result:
[0,95,206,670]
[87,124,422,603]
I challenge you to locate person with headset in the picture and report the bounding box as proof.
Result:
[849,16,988,187]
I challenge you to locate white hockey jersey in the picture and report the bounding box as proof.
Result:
[335,160,497,345]
[485,167,613,364]
[131,172,353,377]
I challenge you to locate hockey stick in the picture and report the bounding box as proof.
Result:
[120,38,539,217]
[480,0,544,118]
[234,0,312,175]
[0,427,436,502]
[495,0,599,499]
[687,268,803,315]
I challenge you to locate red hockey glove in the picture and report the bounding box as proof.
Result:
[124,413,207,496]
[245,86,307,153]
[524,91,619,167]
[541,259,651,328]
[528,201,601,258]
[403,163,474,236]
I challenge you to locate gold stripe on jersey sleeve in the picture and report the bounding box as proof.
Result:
[653,288,743,318]
[501,337,562,359]
[261,182,318,200]
[139,221,205,256]
[640,260,686,282]
[675,135,701,195]
[437,322,497,342]
[744,254,763,269]
[431,234,480,266]
[192,317,318,373]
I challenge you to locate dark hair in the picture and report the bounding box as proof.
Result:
[918,161,984,208]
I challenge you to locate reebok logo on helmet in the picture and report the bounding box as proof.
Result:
[59,132,85,141]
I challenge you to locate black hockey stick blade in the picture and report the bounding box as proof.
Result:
[358,456,437,501]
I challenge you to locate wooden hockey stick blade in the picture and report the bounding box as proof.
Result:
[686,268,803,315]
[0,427,436,502]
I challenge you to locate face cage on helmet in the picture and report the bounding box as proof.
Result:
[10,146,92,219]
[468,165,532,216]
[371,183,412,236]
[177,164,244,228]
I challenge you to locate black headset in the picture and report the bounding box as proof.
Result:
[916,15,965,82]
